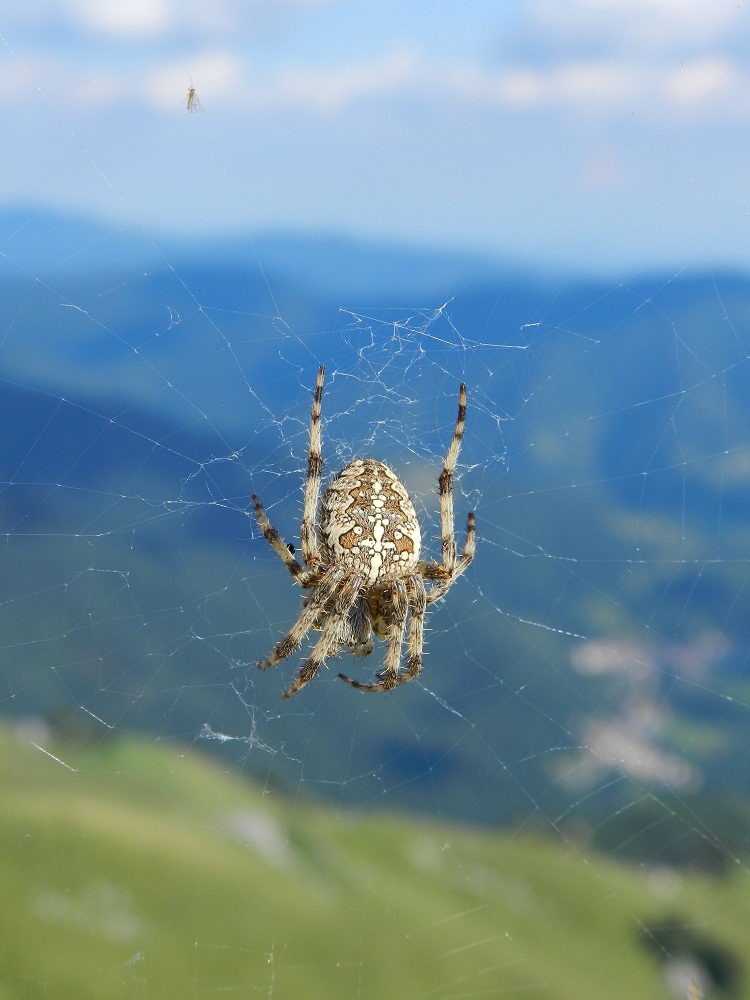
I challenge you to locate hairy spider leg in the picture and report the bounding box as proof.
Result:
[417,381,475,605]
[252,493,312,585]
[282,572,363,697]
[300,365,325,567]
[403,575,427,681]
[339,574,428,691]
[338,578,410,690]
[438,382,467,574]
[255,565,343,671]
[423,511,476,606]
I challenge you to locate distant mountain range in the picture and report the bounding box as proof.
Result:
[2,205,750,867]
[0,204,522,297]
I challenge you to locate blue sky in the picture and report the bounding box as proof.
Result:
[2,0,750,273]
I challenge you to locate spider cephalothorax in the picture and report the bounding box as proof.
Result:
[252,366,475,697]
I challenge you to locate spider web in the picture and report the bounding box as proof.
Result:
[2,3,750,999]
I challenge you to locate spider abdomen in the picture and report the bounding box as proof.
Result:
[319,459,421,585]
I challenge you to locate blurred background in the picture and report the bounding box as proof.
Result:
[2,2,750,998]
[3,0,750,272]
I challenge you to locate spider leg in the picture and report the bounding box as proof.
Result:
[415,382,474,606]
[424,511,475,606]
[438,382,467,575]
[300,364,325,568]
[283,572,363,698]
[338,596,374,657]
[402,575,427,683]
[252,493,312,586]
[339,579,409,692]
[255,565,342,671]
[417,559,446,581]
[459,510,476,570]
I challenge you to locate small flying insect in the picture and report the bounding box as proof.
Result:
[186,81,203,113]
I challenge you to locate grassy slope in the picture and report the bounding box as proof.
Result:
[1,724,747,1000]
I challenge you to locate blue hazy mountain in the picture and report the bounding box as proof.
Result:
[0,205,511,297]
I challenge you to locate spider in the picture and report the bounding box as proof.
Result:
[252,366,475,698]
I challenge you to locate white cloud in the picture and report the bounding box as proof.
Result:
[120,49,420,115]
[527,0,744,54]
[3,32,748,131]
[7,45,748,124]
[67,0,172,38]
[490,56,748,118]
[4,0,749,126]
[495,61,644,111]
[470,0,750,124]
[267,50,420,112]
[61,0,336,39]
[139,48,749,123]
[143,48,421,115]
[663,56,737,106]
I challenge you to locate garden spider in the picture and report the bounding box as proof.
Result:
[252,366,475,697]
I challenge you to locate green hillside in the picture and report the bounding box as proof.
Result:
[1,722,747,999]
